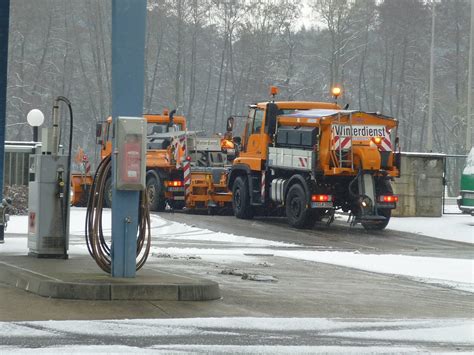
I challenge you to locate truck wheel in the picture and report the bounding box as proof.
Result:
[232,176,254,219]
[168,200,185,210]
[104,176,112,208]
[147,175,166,211]
[286,184,312,229]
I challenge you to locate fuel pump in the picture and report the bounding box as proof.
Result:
[28,97,73,258]
[85,116,151,274]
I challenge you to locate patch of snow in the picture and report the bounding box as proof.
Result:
[0,323,60,337]
[401,151,446,157]
[0,345,158,354]
[388,214,473,244]
[0,237,27,255]
[1,318,472,352]
[0,345,428,354]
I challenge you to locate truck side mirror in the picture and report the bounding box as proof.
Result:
[95,123,103,144]
[265,102,278,136]
[226,116,234,132]
[96,123,102,138]
[168,109,177,129]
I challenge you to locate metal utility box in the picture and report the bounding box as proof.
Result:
[268,147,314,171]
[187,137,226,167]
[28,154,69,258]
[276,126,318,149]
[187,137,222,152]
[115,116,147,191]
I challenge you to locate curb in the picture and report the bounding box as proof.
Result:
[0,261,220,301]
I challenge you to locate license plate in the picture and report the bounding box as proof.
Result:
[463,192,474,199]
[168,187,184,192]
[311,202,333,208]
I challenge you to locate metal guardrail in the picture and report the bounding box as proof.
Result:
[3,141,37,186]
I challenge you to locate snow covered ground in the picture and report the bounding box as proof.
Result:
[4,207,474,293]
[1,317,473,353]
[2,318,469,354]
[1,208,473,352]
[387,204,473,244]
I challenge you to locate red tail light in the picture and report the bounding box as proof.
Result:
[166,180,183,187]
[312,194,332,202]
[379,195,398,203]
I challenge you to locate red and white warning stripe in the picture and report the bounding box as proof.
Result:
[261,171,266,202]
[173,135,187,167]
[298,157,309,168]
[372,136,392,151]
[82,154,91,175]
[378,128,392,151]
[332,136,352,150]
[183,160,191,197]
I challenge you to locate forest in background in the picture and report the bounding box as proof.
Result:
[5,0,472,163]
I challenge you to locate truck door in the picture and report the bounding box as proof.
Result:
[243,108,264,158]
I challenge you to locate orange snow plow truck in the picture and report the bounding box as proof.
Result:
[227,91,401,230]
[71,110,188,210]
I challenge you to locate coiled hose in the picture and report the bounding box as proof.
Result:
[85,154,151,273]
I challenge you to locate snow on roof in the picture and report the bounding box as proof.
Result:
[401,152,446,158]
[283,109,358,118]
[282,109,396,120]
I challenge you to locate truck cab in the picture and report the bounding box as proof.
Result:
[234,101,339,171]
[97,111,187,163]
[93,111,188,210]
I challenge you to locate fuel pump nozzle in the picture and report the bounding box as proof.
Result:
[57,168,65,199]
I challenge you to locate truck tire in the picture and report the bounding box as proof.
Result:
[168,200,185,210]
[104,176,112,208]
[147,175,166,211]
[232,176,254,219]
[362,180,392,231]
[286,183,313,229]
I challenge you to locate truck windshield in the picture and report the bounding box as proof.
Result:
[463,148,474,175]
[147,123,182,135]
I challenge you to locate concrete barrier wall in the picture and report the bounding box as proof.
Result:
[392,153,445,217]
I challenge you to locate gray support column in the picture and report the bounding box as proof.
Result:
[0,0,10,243]
[111,0,147,277]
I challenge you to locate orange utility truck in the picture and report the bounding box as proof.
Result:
[227,89,400,230]
[71,110,188,210]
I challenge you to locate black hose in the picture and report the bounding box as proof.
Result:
[348,170,361,198]
[85,154,151,273]
[55,96,73,258]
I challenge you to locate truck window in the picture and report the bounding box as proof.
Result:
[242,108,255,151]
[252,109,264,134]
[147,123,181,135]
